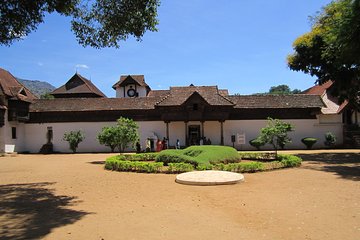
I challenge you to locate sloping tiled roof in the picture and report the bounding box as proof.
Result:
[51,73,106,97]
[303,81,333,95]
[147,90,170,98]
[228,94,324,109]
[156,86,234,106]
[0,68,38,102]
[30,97,160,112]
[112,75,150,89]
[302,81,348,114]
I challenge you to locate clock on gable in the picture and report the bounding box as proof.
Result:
[127,88,136,97]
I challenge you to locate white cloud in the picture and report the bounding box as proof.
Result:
[37,62,44,66]
[75,64,89,69]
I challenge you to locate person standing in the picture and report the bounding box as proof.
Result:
[156,139,162,152]
[162,137,167,150]
[175,139,180,149]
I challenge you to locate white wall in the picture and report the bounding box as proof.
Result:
[0,111,26,153]
[24,121,167,153]
[20,114,344,153]
[115,85,147,98]
[223,118,343,150]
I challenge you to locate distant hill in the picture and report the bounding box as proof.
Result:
[17,78,56,97]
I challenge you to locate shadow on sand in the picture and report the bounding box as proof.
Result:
[0,182,90,240]
[297,153,360,181]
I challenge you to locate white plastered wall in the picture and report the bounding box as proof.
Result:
[115,85,147,98]
[223,117,343,150]
[21,113,344,153]
[24,121,167,153]
[0,111,26,153]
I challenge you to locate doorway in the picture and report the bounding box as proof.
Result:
[188,125,200,145]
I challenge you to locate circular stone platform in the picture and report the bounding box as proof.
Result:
[175,170,244,186]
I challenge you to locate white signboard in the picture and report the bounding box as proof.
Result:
[237,133,246,145]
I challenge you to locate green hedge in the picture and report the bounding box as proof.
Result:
[156,145,240,166]
[105,159,163,173]
[168,163,194,173]
[277,154,302,167]
[105,152,301,174]
[213,162,264,173]
[155,151,198,166]
[238,152,276,160]
[106,153,158,162]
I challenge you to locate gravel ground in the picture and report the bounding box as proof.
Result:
[0,150,359,240]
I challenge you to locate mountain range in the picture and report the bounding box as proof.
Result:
[17,78,56,97]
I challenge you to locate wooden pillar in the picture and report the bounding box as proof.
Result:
[201,121,204,138]
[165,121,170,144]
[220,121,224,145]
[185,121,188,146]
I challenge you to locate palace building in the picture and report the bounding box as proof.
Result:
[0,68,357,153]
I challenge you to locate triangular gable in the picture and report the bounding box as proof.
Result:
[51,73,106,98]
[181,91,211,106]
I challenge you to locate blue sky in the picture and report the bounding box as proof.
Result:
[0,0,332,97]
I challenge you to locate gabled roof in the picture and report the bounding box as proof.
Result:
[112,75,150,90]
[303,81,347,114]
[0,68,37,102]
[156,86,234,106]
[227,95,324,109]
[51,73,106,98]
[303,81,333,95]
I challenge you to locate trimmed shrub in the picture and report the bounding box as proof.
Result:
[249,138,266,150]
[238,152,276,161]
[156,145,240,166]
[301,137,317,149]
[196,164,213,171]
[277,154,302,167]
[155,150,198,166]
[105,159,163,173]
[213,162,264,173]
[124,152,158,161]
[168,163,194,173]
[324,132,336,147]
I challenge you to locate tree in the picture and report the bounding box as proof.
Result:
[63,130,85,153]
[40,93,55,99]
[97,126,118,152]
[114,117,139,153]
[269,85,292,94]
[288,0,360,110]
[258,118,294,158]
[99,117,139,153]
[0,0,160,48]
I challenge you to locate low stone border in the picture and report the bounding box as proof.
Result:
[175,170,244,186]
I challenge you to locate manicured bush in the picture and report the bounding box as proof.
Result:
[277,154,302,167]
[156,145,240,166]
[156,150,198,166]
[301,137,318,149]
[123,152,158,161]
[249,138,266,150]
[106,153,158,162]
[105,158,163,173]
[168,163,194,173]
[324,132,336,147]
[238,152,276,160]
[213,162,264,173]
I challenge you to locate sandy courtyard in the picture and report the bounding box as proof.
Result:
[0,150,359,240]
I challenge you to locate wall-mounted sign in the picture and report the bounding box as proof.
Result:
[237,133,246,145]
